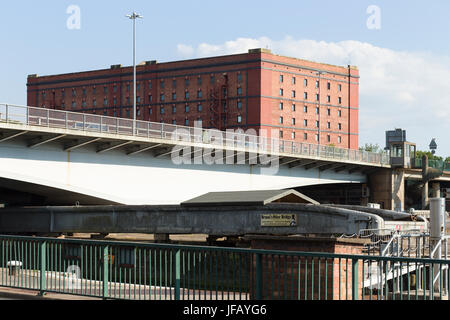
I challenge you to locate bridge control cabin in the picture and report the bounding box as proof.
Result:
[385,129,417,169]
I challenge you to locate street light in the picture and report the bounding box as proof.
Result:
[126,11,143,135]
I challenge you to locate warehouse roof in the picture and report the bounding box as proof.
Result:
[181,189,319,207]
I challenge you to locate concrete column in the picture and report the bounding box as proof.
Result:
[367,169,392,210]
[391,169,405,212]
[422,183,429,210]
[432,182,441,198]
[422,155,429,210]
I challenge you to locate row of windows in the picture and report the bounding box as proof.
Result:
[279,89,342,104]
[63,104,244,126]
[279,103,343,117]
[279,117,343,130]
[58,90,246,107]
[280,75,343,91]
[163,115,243,126]
[160,87,242,102]
[165,74,243,88]
[161,73,242,88]
[40,73,245,98]
[61,99,244,111]
[279,130,343,144]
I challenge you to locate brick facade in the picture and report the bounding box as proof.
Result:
[246,235,368,300]
[27,49,359,149]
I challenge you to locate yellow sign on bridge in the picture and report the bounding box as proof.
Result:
[261,214,298,227]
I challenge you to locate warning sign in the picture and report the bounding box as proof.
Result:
[261,214,298,227]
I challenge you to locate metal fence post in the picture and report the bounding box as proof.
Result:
[352,258,359,300]
[175,250,181,300]
[255,253,263,300]
[103,245,109,299]
[39,241,46,296]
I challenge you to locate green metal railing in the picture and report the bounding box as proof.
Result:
[0,235,449,300]
[414,158,450,172]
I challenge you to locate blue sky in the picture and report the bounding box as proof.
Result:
[1,0,449,155]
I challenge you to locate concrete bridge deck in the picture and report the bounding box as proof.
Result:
[0,103,390,206]
[0,103,390,171]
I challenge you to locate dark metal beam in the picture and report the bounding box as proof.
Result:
[64,138,102,152]
[0,131,29,143]
[334,165,349,173]
[127,143,163,156]
[349,167,363,174]
[97,141,134,154]
[319,163,344,172]
[154,147,174,158]
[28,134,67,148]
[305,161,332,170]
[289,160,317,169]
[279,158,301,166]
[0,203,377,236]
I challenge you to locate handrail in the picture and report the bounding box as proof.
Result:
[431,236,450,257]
[0,103,390,167]
[381,233,400,257]
[1,234,449,300]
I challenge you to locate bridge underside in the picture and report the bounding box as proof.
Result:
[0,177,118,206]
[296,183,368,206]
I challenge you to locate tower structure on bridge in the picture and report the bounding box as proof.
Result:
[27,49,360,149]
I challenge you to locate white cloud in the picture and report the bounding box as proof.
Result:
[176,44,195,57]
[177,36,450,155]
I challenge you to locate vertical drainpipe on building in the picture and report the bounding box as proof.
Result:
[120,74,123,118]
[246,69,249,130]
[142,67,145,121]
[348,66,351,149]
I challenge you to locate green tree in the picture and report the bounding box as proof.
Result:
[359,143,381,153]
[416,150,443,161]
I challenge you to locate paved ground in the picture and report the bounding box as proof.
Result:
[0,287,102,300]
[67,233,211,244]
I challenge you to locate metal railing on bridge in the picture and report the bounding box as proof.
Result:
[0,235,449,300]
[413,157,450,173]
[0,103,390,167]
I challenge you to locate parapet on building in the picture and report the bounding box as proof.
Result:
[27,49,360,149]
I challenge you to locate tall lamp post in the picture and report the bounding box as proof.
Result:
[126,11,143,135]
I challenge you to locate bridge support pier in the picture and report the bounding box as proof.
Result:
[368,169,404,211]
[432,183,441,198]
[422,183,429,210]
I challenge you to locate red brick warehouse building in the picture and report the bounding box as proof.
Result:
[27,48,359,149]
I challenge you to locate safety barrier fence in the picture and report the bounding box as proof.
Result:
[0,103,389,166]
[1,235,449,300]
[414,157,450,173]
